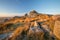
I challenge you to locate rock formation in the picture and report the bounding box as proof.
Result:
[54,21,60,40]
[0,10,60,40]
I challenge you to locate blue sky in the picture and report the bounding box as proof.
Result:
[0,0,60,17]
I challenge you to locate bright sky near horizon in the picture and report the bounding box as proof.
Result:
[0,0,60,17]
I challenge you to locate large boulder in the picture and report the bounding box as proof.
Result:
[53,21,60,39]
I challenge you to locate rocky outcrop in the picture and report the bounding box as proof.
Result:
[29,10,39,17]
[1,10,60,40]
[27,21,44,40]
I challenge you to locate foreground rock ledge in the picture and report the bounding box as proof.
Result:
[54,21,60,40]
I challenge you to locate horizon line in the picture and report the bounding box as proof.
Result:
[0,12,60,17]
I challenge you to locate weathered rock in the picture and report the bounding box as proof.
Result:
[29,10,38,17]
[53,21,60,40]
[27,21,44,40]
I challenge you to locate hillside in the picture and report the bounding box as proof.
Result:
[0,10,60,40]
